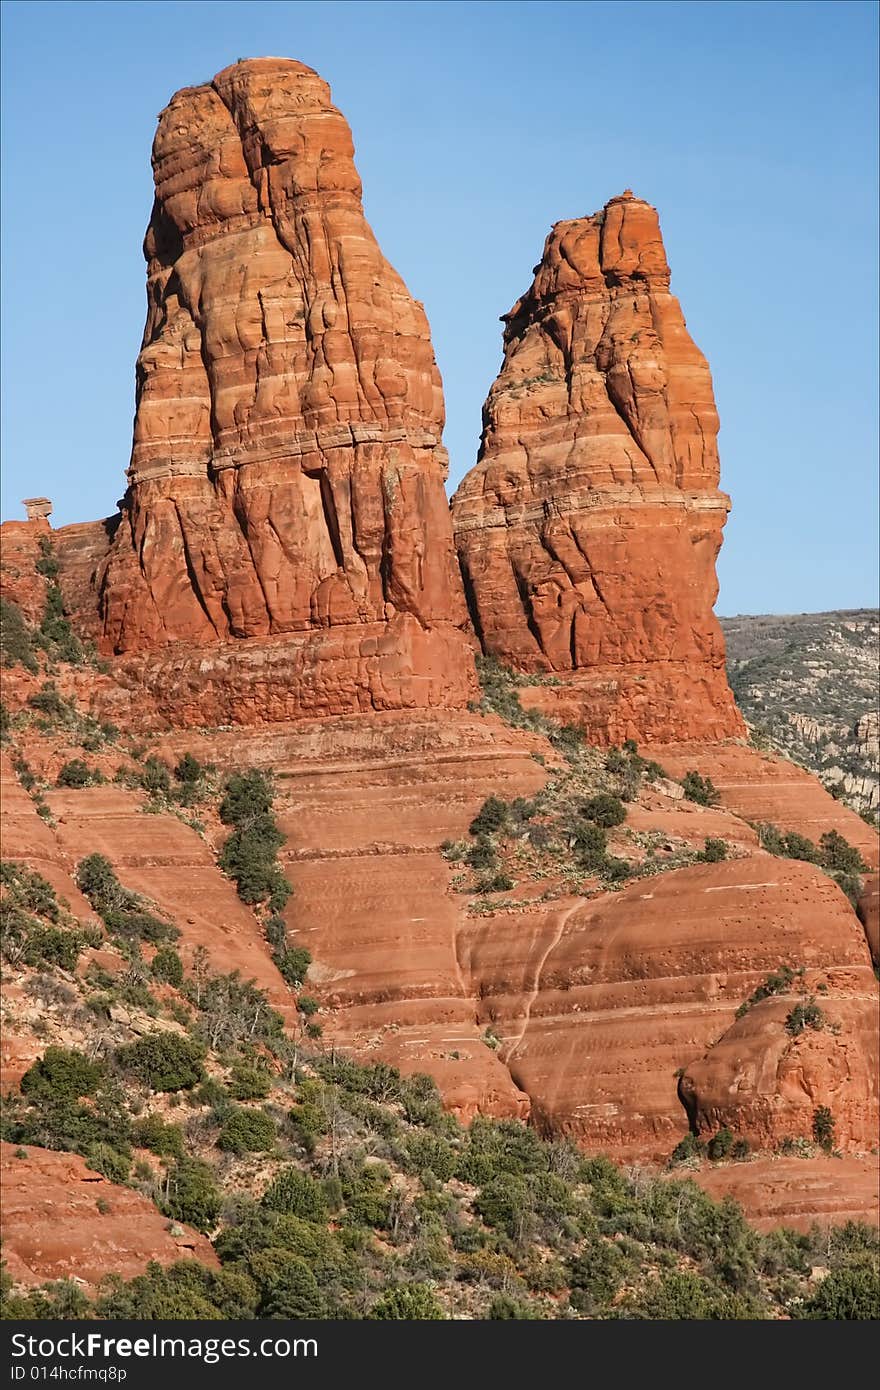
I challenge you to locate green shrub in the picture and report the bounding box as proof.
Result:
[161,1159,222,1233]
[670,1132,705,1165]
[20,1047,106,1102]
[567,1240,629,1312]
[756,823,782,854]
[699,837,728,863]
[219,821,291,908]
[680,772,721,807]
[341,1163,393,1229]
[0,598,38,672]
[94,1260,254,1320]
[469,797,508,837]
[262,1167,328,1221]
[600,855,631,882]
[34,536,59,579]
[368,1284,446,1319]
[782,831,820,862]
[605,748,628,775]
[112,909,178,946]
[140,758,171,798]
[38,584,84,664]
[86,1141,130,1184]
[735,965,802,1018]
[218,1107,277,1155]
[57,759,97,788]
[572,821,607,869]
[550,724,585,759]
[812,1105,835,1152]
[151,947,183,987]
[581,794,626,828]
[818,830,866,876]
[287,1101,327,1151]
[76,854,177,944]
[264,915,287,949]
[798,1264,880,1319]
[16,922,83,971]
[832,872,862,906]
[0,861,60,919]
[219,770,274,826]
[466,836,496,870]
[629,1269,761,1319]
[707,1128,734,1161]
[472,656,549,733]
[75,854,124,915]
[28,682,72,719]
[273,945,311,987]
[132,1115,185,1159]
[174,753,205,786]
[256,1254,324,1319]
[475,871,514,893]
[785,999,824,1036]
[116,1033,205,1091]
[228,1061,272,1102]
[487,1294,542,1319]
[406,1134,457,1182]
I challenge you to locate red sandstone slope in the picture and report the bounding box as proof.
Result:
[452,191,744,745]
[684,1155,880,1234]
[144,717,878,1164]
[52,57,476,724]
[1,691,877,1247]
[0,1144,217,1288]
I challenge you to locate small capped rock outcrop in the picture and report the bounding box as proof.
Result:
[452,191,745,745]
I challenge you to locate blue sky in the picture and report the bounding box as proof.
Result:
[1,0,877,615]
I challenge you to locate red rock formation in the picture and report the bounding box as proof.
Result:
[461,856,877,1158]
[452,191,744,745]
[651,741,880,871]
[148,720,877,1157]
[679,992,879,1153]
[0,1143,217,1287]
[682,1155,880,1234]
[0,519,49,624]
[857,872,879,964]
[42,783,296,1020]
[57,58,475,723]
[155,711,548,1121]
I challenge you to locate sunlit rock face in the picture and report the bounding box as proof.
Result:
[88,58,476,724]
[452,191,744,745]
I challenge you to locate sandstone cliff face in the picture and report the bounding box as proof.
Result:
[452,192,744,745]
[136,720,878,1161]
[80,58,475,721]
[679,991,879,1154]
[0,520,50,625]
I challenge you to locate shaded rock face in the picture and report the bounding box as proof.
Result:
[452,191,744,745]
[88,57,475,720]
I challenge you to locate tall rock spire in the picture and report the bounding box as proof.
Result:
[452,191,744,744]
[89,58,475,722]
